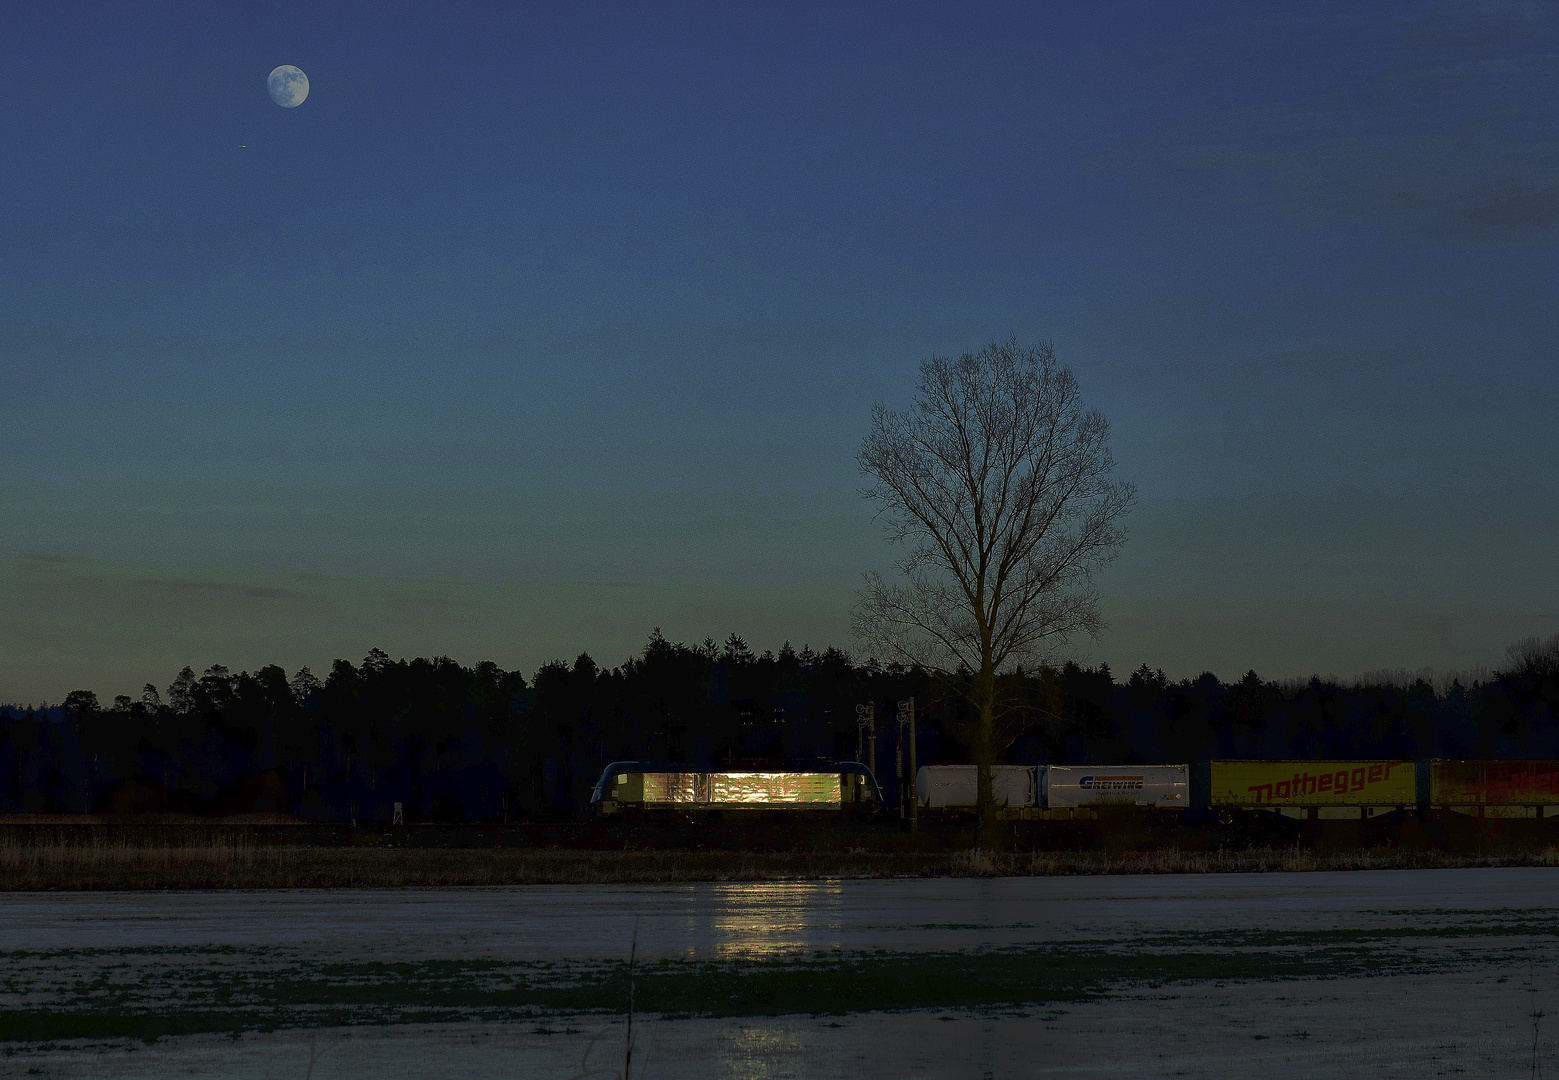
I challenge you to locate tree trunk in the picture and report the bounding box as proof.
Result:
[974,667,1001,849]
[975,760,994,849]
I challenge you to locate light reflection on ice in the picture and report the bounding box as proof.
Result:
[5,869,1559,1078]
[707,879,846,958]
[2,867,1558,962]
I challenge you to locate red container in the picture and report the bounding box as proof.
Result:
[1430,760,1559,805]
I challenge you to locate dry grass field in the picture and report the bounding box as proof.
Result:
[3,832,1558,889]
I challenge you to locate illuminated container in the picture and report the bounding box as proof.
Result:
[1041,765,1189,808]
[1210,760,1415,810]
[1428,760,1559,817]
[640,772,703,804]
[915,765,1036,808]
[590,762,879,816]
[706,771,842,805]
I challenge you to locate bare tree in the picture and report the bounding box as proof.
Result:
[1503,633,1559,682]
[854,339,1134,837]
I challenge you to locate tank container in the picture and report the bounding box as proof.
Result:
[1041,764,1189,808]
[915,765,1036,808]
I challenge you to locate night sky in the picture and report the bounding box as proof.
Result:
[3,1,1557,702]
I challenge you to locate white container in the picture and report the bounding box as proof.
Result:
[916,765,1036,808]
[1041,765,1189,808]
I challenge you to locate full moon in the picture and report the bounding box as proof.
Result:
[267,65,309,108]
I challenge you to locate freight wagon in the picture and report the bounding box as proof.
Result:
[916,765,1035,811]
[913,764,1055,820]
[1203,759,1417,821]
[1422,760,1559,819]
[1202,759,1559,821]
[1042,765,1189,809]
[919,760,1559,822]
[589,762,884,820]
[914,764,1190,820]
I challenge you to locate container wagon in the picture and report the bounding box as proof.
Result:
[916,764,1035,808]
[915,765,1036,819]
[1423,760,1559,819]
[590,762,883,820]
[915,764,1192,820]
[1203,760,1416,821]
[1042,765,1189,814]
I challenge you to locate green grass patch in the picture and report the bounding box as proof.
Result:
[0,926,1535,1046]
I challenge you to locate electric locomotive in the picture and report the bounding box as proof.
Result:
[590,761,885,820]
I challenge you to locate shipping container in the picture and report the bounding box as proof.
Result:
[1209,760,1415,808]
[915,765,1036,808]
[1428,760,1559,808]
[1041,765,1190,808]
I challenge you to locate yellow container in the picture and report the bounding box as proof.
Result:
[1210,760,1414,807]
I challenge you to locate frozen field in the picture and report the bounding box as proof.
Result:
[4,868,1558,1078]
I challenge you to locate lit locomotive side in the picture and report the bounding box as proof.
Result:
[590,761,884,820]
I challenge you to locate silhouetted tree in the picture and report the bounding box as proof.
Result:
[6,630,1556,823]
[855,338,1134,838]
[166,667,196,715]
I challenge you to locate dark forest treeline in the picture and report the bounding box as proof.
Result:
[4,631,1559,823]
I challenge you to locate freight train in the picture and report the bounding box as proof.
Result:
[918,760,1559,821]
[590,759,1559,822]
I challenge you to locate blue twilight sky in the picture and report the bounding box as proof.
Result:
[3,1,1557,702]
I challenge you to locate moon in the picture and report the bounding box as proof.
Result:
[267,65,309,108]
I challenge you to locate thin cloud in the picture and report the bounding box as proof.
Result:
[123,578,308,601]
[1084,4,1559,249]
[10,552,92,568]
[389,595,477,609]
